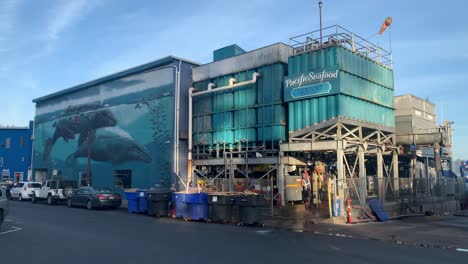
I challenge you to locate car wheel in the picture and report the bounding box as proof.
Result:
[67,198,72,208]
[32,194,37,203]
[18,194,22,201]
[87,200,93,210]
[47,194,53,205]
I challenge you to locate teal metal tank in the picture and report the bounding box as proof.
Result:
[192,63,287,148]
[284,45,394,132]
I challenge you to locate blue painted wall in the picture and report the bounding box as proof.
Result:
[0,121,33,182]
[32,57,197,191]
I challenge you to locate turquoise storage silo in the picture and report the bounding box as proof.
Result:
[284,44,394,133]
[192,43,292,150]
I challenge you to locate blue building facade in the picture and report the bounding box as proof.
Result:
[0,121,34,182]
[32,56,199,190]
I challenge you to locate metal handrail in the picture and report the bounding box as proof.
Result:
[289,25,392,68]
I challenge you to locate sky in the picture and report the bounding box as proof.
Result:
[0,0,466,158]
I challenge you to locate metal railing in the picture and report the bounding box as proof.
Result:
[289,25,392,68]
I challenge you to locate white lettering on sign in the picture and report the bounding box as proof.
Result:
[285,70,339,88]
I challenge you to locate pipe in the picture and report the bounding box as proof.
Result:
[208,83,216,91]
[187,72,261,192]
[192,72,261,97]
[175,61,181,179]
[187,87,194,192]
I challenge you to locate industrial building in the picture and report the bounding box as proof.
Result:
[394,94,456,195]
[0,121,34,182]
[190,25,399,219]
[32,57,199,188]
[31,24,461,220]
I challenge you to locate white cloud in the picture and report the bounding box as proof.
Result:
[47,0,92,41]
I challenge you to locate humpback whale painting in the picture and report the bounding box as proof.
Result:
[43,106,117,160]
[66,127,152,165]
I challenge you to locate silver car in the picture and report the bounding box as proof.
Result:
[0,188,8,227]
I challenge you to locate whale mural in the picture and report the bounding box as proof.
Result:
[66,127,152,165]
[43,106,117,160]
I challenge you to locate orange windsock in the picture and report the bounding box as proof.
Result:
[378,17,393,35]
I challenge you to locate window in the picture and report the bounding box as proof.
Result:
[20,136,25,147]
[28,183,42,188]
[114,170,132,190]
[5,138,10,149]
[46,181,51,188]
[16,183,25,188]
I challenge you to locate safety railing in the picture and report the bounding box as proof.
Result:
[289,25,392,68]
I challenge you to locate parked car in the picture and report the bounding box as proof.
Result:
[0,188,9,228]
[32,180,76,205]
[67,187,122,210]
[10,182,42,201]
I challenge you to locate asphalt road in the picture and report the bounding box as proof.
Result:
[0,200,466,264]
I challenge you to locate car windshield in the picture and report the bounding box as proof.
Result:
[94,188,112,194]
[28,183,42,188]
[16,183,24,188]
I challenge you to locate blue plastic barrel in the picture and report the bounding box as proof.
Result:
[138,190,148,214]
[125,190,139,213]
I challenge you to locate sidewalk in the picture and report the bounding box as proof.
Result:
[265,212,468,250]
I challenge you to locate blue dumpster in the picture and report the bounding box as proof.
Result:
[173,192,190,219]
[187,193,208,221]
[138,190,148,214]
[172,192,208,220]
[125,189,139,213]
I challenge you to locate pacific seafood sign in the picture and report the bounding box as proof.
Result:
[285,69,339,88]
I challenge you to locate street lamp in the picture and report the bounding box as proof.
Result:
[73,114,92,186]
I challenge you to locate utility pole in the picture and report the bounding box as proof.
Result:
[74,114,92,186]
[87,129,91,186]
[319,1,323,46]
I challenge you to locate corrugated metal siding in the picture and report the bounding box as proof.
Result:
[339,71,393,108]
[286,45,395,132]
[288,46,393,89]
[339,95,394,127]
[288,95,339,131]
[192,63,287,147]
[395,95,436,115]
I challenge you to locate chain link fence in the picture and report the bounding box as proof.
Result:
[345,176,465,216]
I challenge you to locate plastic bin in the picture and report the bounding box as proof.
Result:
[172,192,208,221]
[124,189,139,213]
[235,194,265,226]
[187,193,208,221]
[173,192,190,219]
[208,193,237,223]
[147,188,172,217]
[138,190,148,214]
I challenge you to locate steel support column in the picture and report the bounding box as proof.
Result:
[278,163,286,206]
[392,149,399,192]
[377,147,384,202]
[358,146,366,206]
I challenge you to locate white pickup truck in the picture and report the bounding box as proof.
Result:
[31,180,76,205]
